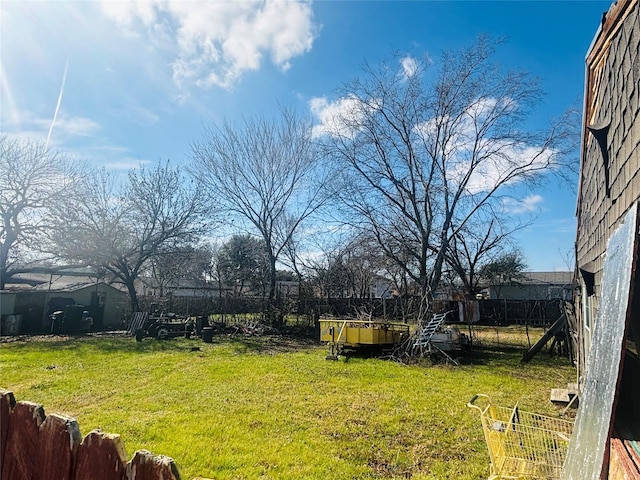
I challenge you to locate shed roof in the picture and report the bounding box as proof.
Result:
[518,271,573,285]
[5,273,124,294]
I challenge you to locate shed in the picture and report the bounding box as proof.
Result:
[1,274,128,333]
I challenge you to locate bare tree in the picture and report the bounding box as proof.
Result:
[314,234,389,299]
[318,37,576,323]
[147,245,214,297]
[0,135,81,289]
[215,234,270,296]
[445,207,529,298]
[190,109,327,324]
[298,238,341,300]
[53,162,208,312]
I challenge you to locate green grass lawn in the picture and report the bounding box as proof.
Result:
[0,334,575,479]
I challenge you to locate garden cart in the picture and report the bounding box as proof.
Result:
[467,394,574,479]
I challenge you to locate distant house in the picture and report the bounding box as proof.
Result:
[364,274,394,298]
[137,277,225,298]
[136,276,300,299]
[488,271,574,301]
[275,280,300,298]
[329,274,396,299]
[1,271,128,333]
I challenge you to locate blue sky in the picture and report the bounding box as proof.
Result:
[1,0,612,272]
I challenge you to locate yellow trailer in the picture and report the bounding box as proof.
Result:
[319,319,409,359]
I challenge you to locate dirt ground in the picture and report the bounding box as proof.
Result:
[0,329,319,354]
[0,331,131,344]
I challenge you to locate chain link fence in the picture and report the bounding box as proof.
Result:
[467,324,566,353]
[136,295,569,353]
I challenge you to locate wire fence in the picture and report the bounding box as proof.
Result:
[136,295,569,355]
[467,324,565,352]
[138,295,565,325]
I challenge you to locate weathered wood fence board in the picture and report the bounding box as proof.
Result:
[0,389,16,479]
[38,413,81,480]
[75,430,128,480]
[127,450,183,480]
[2,401,45,480]
[0,388,185,480]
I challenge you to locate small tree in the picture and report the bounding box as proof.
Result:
[0,136,81,288]
[53,163,208,313]
[320,235,389,299]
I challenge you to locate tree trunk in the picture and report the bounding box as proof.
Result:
[0,238,12,290]
[266,254,282,326]
[125,280,140,313]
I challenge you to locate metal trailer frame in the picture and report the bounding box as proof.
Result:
[128,312,195,340]
[319,319,409,359]
[467,394,574,480]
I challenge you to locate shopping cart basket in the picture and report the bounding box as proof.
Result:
[467,394,574,480]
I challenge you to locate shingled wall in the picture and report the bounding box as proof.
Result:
[574,0,640,379]
[0,388,210,480]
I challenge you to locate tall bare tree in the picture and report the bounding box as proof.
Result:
[318,37,576,323]
[0,135,81,289]
[53,162,208,312]
[190,109,327,324]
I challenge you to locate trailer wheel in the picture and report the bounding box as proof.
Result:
[157,327,169,340]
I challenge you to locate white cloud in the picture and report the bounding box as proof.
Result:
[102,158,153,171]
[70,144,153,171]
[101,0,319,90]
[416,96,556,194]
[309,95,372,139]
[48,115,101,137]
[400,55,417,79]
[502,194,544,214]
[310,92,557,195]
[6,111,101,140]
[455,144,557,194]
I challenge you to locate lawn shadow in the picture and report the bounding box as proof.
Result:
[461,346,526,366]
[0,332,204,355]
[0,331,325,357]
[224,334,320,355]
[460,345,573,370]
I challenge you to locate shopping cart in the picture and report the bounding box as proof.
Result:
[467,394,574,480]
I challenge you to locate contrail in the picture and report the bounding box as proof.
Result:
[46,59,69,150]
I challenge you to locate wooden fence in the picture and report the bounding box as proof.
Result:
[0,388,209,480]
